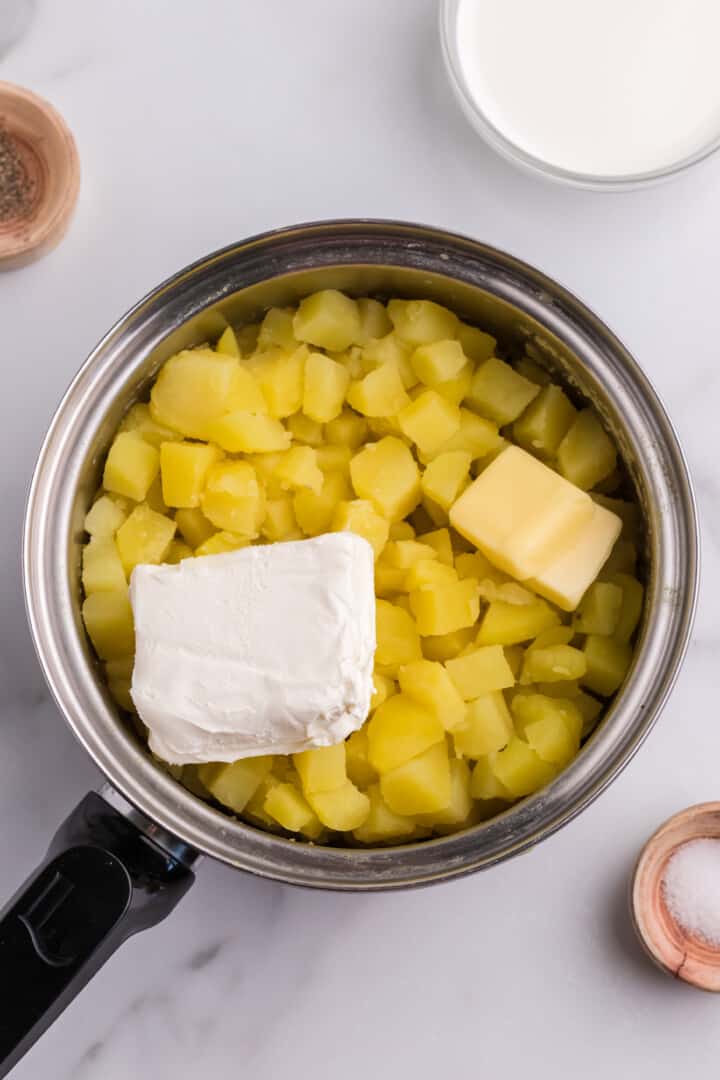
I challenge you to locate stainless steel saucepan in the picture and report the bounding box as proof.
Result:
[0,221,699,1075]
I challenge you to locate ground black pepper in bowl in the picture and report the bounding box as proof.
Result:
[0,126,37,223]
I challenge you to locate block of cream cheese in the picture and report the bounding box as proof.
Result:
[129,533,376,764]
[526,502,622,612]
[449,445,594,580]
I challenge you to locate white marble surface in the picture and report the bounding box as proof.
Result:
[2,1,720,1076]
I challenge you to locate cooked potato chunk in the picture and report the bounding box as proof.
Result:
[264,782,316,833]
[103,432,160,502]
[421,451,472,511]
[160,441,221,508]
[581,635,632,696]
[557,409,617,490]
[398,391,461,457]
[254,347,306,419]
[350,437,421,522]
[398,658,466,731]
[353,783,417,843]
[303,351,350,422]
[512,384,576,458]
[82,590,135,659]
[445,645,515,700]
[387,299,459,346]
[331,499,388,558]
[293,470,352,536]
[82,539,127,594]
[411,340,467,387]
[409,579,480,636]
[293,290,361,351]
[325,408,368,449]
[84,494,128,540]
[115,504,176,576]
[520,644,587,684]
[476,598,560,646]
[294,743,347,794]
[150,349,238,439]
[466,357,540,425]
[206,411,290,454]
[380,740,452,815]
[573,581,623,636]
[199,756,273,813]
[174,507,215,549]
[201,461,265,536]
[489,737,557,797]
[368,693,445,772]
[345,728,378,788]
[453,691,513,758]
[307,782,370,830]
[375,599,423,674]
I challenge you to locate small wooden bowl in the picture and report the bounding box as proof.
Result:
[0,80,79,270]
[632,803,720,991]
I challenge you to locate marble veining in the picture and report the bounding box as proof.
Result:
[2,1,720,1077]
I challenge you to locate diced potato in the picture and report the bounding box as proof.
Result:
[608,573,644,644]
[272,445,323,494]
[398,391,461,457]
[315,444,353,474]
[375,598,423,674]
[346,728,378,788]
[453,691,513,758]
[512,384,576,458]
[417,528,454,566]
[293,470,352,536]
[103,431,160,502]
[421,451,472,511]
[450,446,594,581]
[118,402,183,448]
[201,461,264,536]
[174,507,215,549]
[421,495,448,528]
[82,538,127,593]
[573,581,623,636]
[503,644,524,678]
[361,332,417,389]
[398,659,466,731]
[405,559,457,591]
[353,783,416,843]
[225,367,268,415]
[581,635,632,696]
[84,495,128,540]
[115,503,176,575]
[409,579,479,636]
[198,756,273,813]
[489,737,557,797]
[82,591,135,659]
[215,326,240,357]
[107,673,134,712]
[194,531,250,557]
[206,411,291,453]
[286,412,324,446]
[165,539,193,564]
[393,595,413,615]
[454,551,495,580]
[332,499,389,558]
[557,409,617,490]
[303,351,350,422]
[261,495,301,542]
[421,408,501,464]
[258,307,298,352]
[382,540,437,569]
[368,693,445,772]
[387,299,459,346]
[307,782,370,830]
[445,645,515,700]
[375,564,407,597]
[521,644,587,684]
[371,674,396,711]
[456,324,496,363]
[350,437,421,522]
[411,340,467,387]
[347,364,410,417]
[144,474,169,516]
[356,298,392,344]
[264,782,315,833]
[528,625,575,650]
[574,689,604,737]
[470,756,512,800]
[476,599,559,647]
[511,694,582,765]
[435,363,473,406]
[467,356,540,425]
[421,626,475,662]
[294,743,347,794]
[380,741,452,815]
[254,346,306,418]
[416,759,473,827]
[235,323,260,353]
[159,441,221,508]
[325,408,368,449]
[150,349,238,438]
[293,290,361,351]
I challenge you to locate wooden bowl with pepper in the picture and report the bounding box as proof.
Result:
[0,80,79,270]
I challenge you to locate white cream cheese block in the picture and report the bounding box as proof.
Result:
[129,533,376,764]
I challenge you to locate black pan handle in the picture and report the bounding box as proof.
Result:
[0,790,196,1078]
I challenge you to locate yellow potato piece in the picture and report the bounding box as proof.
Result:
[115,504,176,576]
[215,326,240,357]
[303,351,350,422]
[353,783,417,843]
[174,507,215,549]
[557,409,617,491]
[293,290,361,351]
[409,578,479,636]
[325,408,368,449]
[103,431,160,502]
[355,298,392,344]
[307,782,370,831]
[453,692,513,758]
[261,496,301,543]
[421,451,472,510]
[380,741,452,815]
[118,402,183,448]
[258,307,298,352]
[254,346,307,419]
[367,693,445,772]
[466,356,540,426]
[82,538,127,594]
[331,499,389,559]
[272,445,324,494]
[201,462,265,537]
[194,532,250,557]
[199,757,274,813]
[159,441,221,508]
[347,363,410,417]
[264,782,316,833]
[398,659,466,731]
[293,470,352,536]
[411,339,467,388]
[581,635,632,697]
[512,384,576,459]
[476,599,560,646]
[445,645,515,700]
[489,737,557,797]
[84,494,128,540]
[375,598,423,675]
[294,743,347,794]
[82,591,135,660]
[205,411,290,454]
[345,728,378,789]
[416,758,473,827]
[150,349,238,439]
[350,437,421,522]
[286,411,324,446]
[398,390,461,457]
[387,299,459,346]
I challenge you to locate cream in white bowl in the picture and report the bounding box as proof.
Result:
[450,0,720,181]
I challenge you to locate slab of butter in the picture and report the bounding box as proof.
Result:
[449,445,621,609]
[526,502,622,612]
[129,533,376,764]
